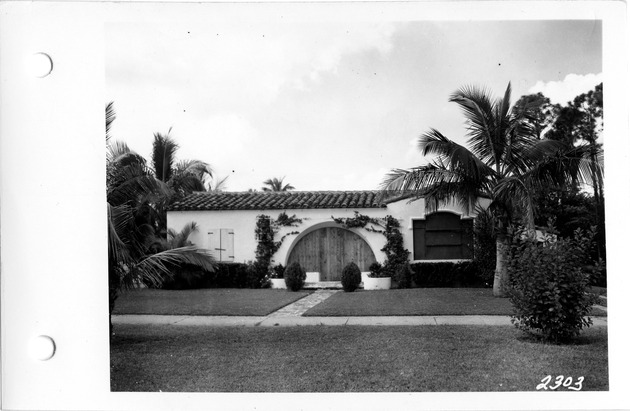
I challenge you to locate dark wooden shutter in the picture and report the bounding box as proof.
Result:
[412,219,426,260]
[413,213,475,260]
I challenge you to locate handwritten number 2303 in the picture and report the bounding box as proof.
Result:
[537,375,583,391]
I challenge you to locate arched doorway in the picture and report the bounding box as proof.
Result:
[286,227,376,281]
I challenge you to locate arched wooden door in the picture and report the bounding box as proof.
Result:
[286,227,376,281]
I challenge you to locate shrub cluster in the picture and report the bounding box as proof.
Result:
[284,262,306,291]
[507,227,600,342]
[341,262,362,292]
[394,262,413,289]
[247,261,271,289]
[410,261,485,288]
[368,262,383,278]
[162,262,251,289]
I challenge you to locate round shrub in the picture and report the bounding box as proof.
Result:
[507,227,600,343]
[341,262,362,292]
[284,262,306,291]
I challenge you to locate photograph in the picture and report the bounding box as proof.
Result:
[106,6,608,394]
[1,1,627,410]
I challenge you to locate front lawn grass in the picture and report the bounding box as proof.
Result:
[110,324,608,392]
[305,288,514,316]
[113,288,312,316]
[304,288,606,317]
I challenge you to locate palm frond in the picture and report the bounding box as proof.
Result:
[106,101,116,142]
[520,142,597,190]
[152,131,178,182]
[174,159,213,181]
[107,202,133,266]
[125,246,216,289]
[167,222,199,248]
[450,85,503,168]
[262,176,295,191]
[420,129,496,184]
[107,163,167,204]
[106,140,146,167]
[207,175,229,192]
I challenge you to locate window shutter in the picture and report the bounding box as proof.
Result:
[412,220,426,260]
[413,213,474,260]
[222,229,235,262]
[208,229,221,260]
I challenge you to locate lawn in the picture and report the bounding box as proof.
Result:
[110,324,609,392]
[303,288,607,317]
[113,288,607,317]
[113,288,312,316]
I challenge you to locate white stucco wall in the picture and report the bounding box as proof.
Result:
[167,207,390,265]
[166,196,490,266]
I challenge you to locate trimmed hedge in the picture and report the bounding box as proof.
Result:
[162,262,251,289]
[162,261,491,289]
[410,261,487,288]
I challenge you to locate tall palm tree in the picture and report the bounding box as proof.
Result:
[262,176,295,192]
[152,131,212,195]
[106,104,216,334]
[381,83,598,297]
[151,131,213,234]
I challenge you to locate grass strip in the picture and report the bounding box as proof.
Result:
[113,288,312,316]
[111,324,608,392]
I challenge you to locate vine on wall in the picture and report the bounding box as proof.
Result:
[254,212,302,268]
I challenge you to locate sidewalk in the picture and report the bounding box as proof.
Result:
[111,314,608,327]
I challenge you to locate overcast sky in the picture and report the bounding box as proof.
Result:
[106,18,602,192]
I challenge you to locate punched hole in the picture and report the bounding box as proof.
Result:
[29,52,53,78]
[29,335,56,360]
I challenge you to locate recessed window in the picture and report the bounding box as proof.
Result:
[413,212,473,260]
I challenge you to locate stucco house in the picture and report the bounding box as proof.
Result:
[167,190,488,282]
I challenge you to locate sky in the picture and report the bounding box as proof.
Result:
[106,18,602,192]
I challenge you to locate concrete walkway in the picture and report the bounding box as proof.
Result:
[112,288,608,328]
[111,314,608,327]
[268,289,340,317]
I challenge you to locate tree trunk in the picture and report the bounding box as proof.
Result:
[493,234,510,297]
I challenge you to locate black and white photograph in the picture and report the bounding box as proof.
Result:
[1,1,629,410]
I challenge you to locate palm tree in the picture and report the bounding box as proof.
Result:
[151,131,212,234]
[106,104,216,334]
[152,131,212,196]
[262,176,295,192]
[381,83,598,297]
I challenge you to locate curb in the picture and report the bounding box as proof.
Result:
[112,314,608,327]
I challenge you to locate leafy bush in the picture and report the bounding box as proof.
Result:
[410,261,484,287]
[507,227,600,343]
[368,262,384,278]
[284,262,306,291]
[394,262,413,289]
[341,262,362,292]
[270,264,285,279]
[381,215,410,278]
[246,261,270,289]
